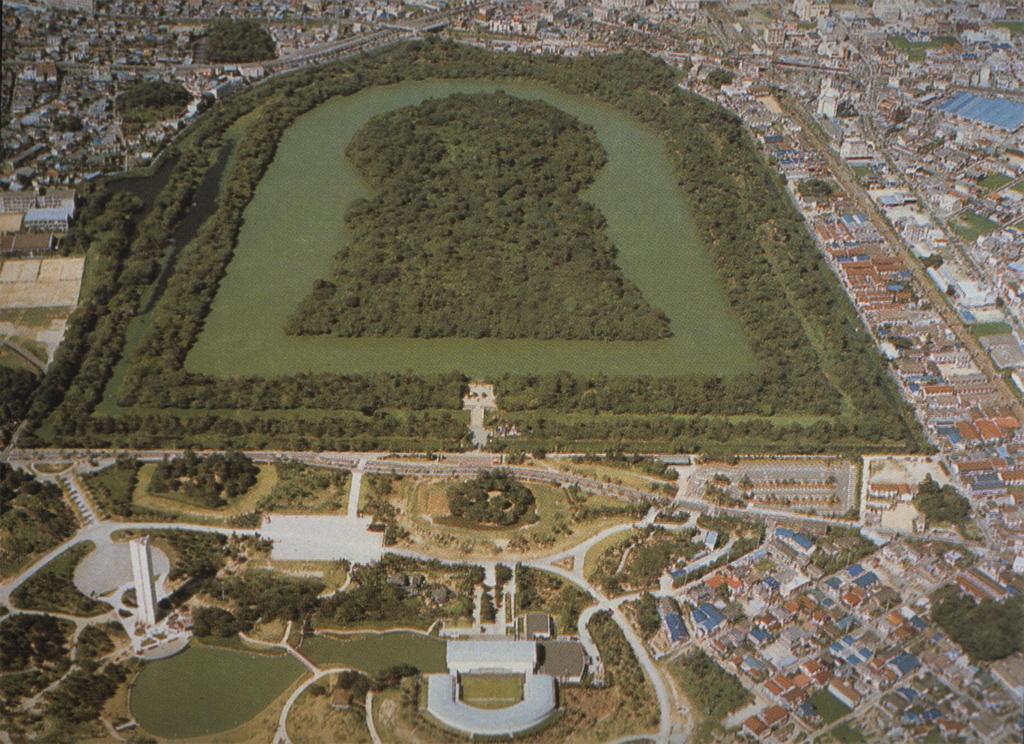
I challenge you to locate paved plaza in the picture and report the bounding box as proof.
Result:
[260,514,384,563]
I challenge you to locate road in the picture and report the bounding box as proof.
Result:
[779,92,1024,422]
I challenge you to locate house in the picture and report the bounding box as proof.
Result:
[829,678,862,708]
[522,613,553,640]
[447,641,537,675]
[538,640,587,684]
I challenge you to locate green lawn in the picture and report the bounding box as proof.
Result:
[971,321,1013,338]
[809,688,852,724]
[978,173,1013,192]
[460,674,523,708]
[299,632,447,674]
[996,21,1024,35]
[831,721,866,743]
[130,644,305,738]
[952,211,999,242]
[887,35,957,62]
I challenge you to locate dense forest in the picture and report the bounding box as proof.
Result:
[205,19,276,63]
[288,92,670,341]
[115,80,190,123]
[0,366,36,445]
[17,40,924,454]
[0,464,77,577]
[931,586,1023,661]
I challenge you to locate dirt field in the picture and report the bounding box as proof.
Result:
[0,257,84,309]
[0,257,85,366]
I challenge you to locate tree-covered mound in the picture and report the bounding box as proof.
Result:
[115,80,190,124]
[446,470,536,526]
[287,92,670,341]
[931,586,1023,662]
[149,448,258,508]
[206,19,276,63]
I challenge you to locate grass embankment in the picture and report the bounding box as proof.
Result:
[300,632,446,674]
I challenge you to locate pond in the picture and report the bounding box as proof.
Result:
[185,78,756,378]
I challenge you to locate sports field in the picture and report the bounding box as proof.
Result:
[186,79,755,378]
[130,644,305,738]
[460,674,524,709]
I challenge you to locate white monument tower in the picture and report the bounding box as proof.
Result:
[129,536,158,626]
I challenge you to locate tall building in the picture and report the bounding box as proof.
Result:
[129,536,158,626]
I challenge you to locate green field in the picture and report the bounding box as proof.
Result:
[299,632,447,674]
[971,321,1013,338]
[952,211,999,242]
[979,173,1013,192]
[887,35,957,62]
[130,644,305,738]
[809,688,852,724]
[186,78,755,378]
[460,674,524,708]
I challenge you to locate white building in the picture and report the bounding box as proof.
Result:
[446,640,538,675]
[129,536,159,626]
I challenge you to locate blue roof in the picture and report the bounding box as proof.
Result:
[836,615,857,631]
[664,613,688,643]
[854,571,879,589]
[763,577,781,591]
[742,655,766,672]
[923,708,941,722]
[891,653,921,676]
[939,91,1024,131]
[799,702,818,719]
[825,576,843,590]
[749,627,770,644]
[846,564,865,578]
[896,687,918,703]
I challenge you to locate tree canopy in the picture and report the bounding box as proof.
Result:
[206,19,276,63]
[913,475,970,525]
[446,470,536,526]
[115,80,190,123]
[287,92,670,341]
[931,586,1023,662]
